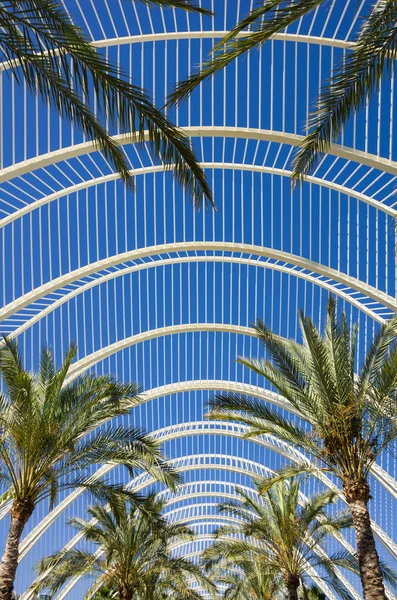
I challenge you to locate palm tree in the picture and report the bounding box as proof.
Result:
[167,0,394,182]
[208,297,397,600]
[142,556,215,600]
[1,0,213,208]
[210,559,284,599]
[0,339,179,600]
[35,495,215,600]
[202,479,357,600]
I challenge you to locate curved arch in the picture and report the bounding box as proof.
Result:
[6,255,384,344]
[91,30,354,51]
[1,242,393,325]
[23,449,395,600]
[17,421,397,565]
[50,477,352,600]
[1,127,396,193]
[58,529,339,600]
[2,161,394,231]
[17,434,301,562]
[0,31,356,77]
[21,453,276,600]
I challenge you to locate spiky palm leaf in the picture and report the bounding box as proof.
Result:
[168,0,397,183]
[209,298,397,488]
[210,559,285,600]
[0,0,213,207]
[202,479,357,600]
[35,495,215,600]
[208,297,397,600]
[291,0,397,178]
[0,339,180,600]
[168,0,324,107]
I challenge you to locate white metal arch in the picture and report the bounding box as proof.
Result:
[52,475,354,600]
[16,421,397,567]
[90,30,354,51]
[2,161,394,231]
[2,242,391,325]
[60,528,339,600]
[54,490,366,600]
[1,127,396,192]
[16,426,314,561]
[24,447,396,600]
[22,453,277,600]
[2,3,396,598]
[0,31,356,77]
[5,255,384,344]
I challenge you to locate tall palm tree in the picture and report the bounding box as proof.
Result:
[202,479,357,600]
[0,339,179,600]
[208,297,397,600]
[168,0,394,182]
[1,0,213,208]
[35,495,215,600]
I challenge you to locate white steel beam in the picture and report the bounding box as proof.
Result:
[2,162,394,231]
[1,242,393,324]
[0,31,355,75]
[17,422,397,568]
[1,127,396,187]
[6,255,384,343]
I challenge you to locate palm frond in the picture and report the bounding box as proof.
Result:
[291,0,397,179]
[168,0,324,106]
[208,392,319,455]
[0,0,213,206]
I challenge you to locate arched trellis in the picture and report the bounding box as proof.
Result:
[4,255,383,343]
[1,125,397,185]
[34,460,358,600]
[16,420,397,569]
[8,360,394,556]
[1,162,394,230]
[2,240,392,324]
[1,2,397,596]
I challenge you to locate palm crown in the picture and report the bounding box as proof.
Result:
[208,297,397,600]
[209,298,397,496]
[36,495,215,600]
[1,0,213,208]
[0,339,179,600]
[202,479,357,600]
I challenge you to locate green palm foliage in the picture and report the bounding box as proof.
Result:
[0,0,213,208]
[202,480,357,600]
[210,560,284,599]
[35,495,215,600]
[298,585,327,599]
[0,339,179,600]
[168,0,395,181]
[208,297,397,600]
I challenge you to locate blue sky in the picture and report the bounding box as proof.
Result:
[0,0,397,597]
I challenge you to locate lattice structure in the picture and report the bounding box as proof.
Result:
[0,0,397,597]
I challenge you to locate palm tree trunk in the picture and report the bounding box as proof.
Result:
[343,478,386,600]
[0,500,34,600]
[286,574,299,600]
[119,585,133,600]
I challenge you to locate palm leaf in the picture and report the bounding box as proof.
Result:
[168,0,324,106]
[0,0,213,206]
[291,0,397,179]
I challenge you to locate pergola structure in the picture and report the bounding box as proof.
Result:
[0,0,397,597]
